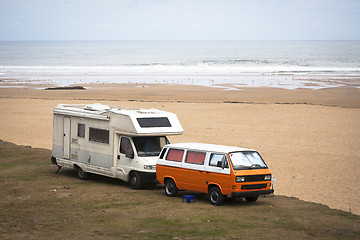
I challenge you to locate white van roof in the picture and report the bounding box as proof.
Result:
[164,143,255,153]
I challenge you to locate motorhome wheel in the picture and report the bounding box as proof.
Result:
[129,172,142,190]
[76,167,88,180]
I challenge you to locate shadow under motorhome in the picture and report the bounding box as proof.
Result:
[51,103,183,189]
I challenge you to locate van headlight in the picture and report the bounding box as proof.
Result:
[144,165,156,170]
[264,175,271,181]
[236,176,245,182]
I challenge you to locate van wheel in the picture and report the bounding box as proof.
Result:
[209,187,224,206]
[76,167,88,180]
[164,179,178,197]
[245,196,258,202]
[129,172,142,190]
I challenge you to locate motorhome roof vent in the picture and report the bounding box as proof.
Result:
[85,103,110,111]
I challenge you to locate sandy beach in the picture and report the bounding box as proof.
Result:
[0,83,359,215]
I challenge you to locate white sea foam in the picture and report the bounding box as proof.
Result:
[1,64,359,75]
[0,64,358,89]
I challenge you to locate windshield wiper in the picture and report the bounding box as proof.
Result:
[250,164,263,168]
[138,152,159,157]
[235,165,250,169]
[149,152,160,156]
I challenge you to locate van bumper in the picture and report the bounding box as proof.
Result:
[231,189,274,198]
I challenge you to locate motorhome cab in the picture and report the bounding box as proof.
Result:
[156,143,273,205]
[51,103,183,189]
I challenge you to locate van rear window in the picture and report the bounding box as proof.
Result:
[137,117,171,128]
[166,149,184,162]
[185,151,206,165]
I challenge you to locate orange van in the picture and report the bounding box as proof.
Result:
[156,143,274,205]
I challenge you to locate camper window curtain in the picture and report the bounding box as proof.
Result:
[166,149,184,162]
[185,151,206,165]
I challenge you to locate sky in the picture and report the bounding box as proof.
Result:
[0,0,359,41]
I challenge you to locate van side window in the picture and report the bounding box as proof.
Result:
[185,151,206,165]
[77,123,85,138]
[166,149,184,162]
[209,153,229,168]
[120,137,134,156]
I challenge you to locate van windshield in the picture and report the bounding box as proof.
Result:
[133,136,169,157]
[229,151,267,170]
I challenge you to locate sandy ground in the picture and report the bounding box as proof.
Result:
[0,83,360,215]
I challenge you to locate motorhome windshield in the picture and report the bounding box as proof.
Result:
[133,136,169,157]
[229,151,267,170]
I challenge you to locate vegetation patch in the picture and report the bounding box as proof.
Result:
[0,141,359,239]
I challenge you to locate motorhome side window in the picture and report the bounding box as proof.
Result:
[89,127,109,144]
[165,149,184,162]
[185,151,206,165]
[120,137,134,156]
[209,153,229,168]
[77,123,85,138]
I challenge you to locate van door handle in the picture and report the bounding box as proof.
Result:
[199,171,203,173]
[117,155,120,160]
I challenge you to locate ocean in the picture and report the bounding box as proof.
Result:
[0,41,359,89]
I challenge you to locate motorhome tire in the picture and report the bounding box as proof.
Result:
[209,187,224,206]
[129,172,142,190]
[245,196,258,202]
[164,179,178,197]
[76,167,88,180]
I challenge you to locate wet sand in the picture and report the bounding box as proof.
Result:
[0,83,359,214]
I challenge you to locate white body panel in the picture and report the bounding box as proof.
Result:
[52,103,183,183]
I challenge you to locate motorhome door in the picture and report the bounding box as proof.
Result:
[117,136,135,178]
[63,117,71,159]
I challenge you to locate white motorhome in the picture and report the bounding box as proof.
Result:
[51,103,183,189]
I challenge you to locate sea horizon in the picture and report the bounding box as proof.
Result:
[1,40,359,89]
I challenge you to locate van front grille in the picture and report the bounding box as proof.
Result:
[241,184,267,190]
[244,175,267,182]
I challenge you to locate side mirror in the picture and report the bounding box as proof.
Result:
[126,149,134,159]
[222,160,228,169]
[217,160,227,169]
